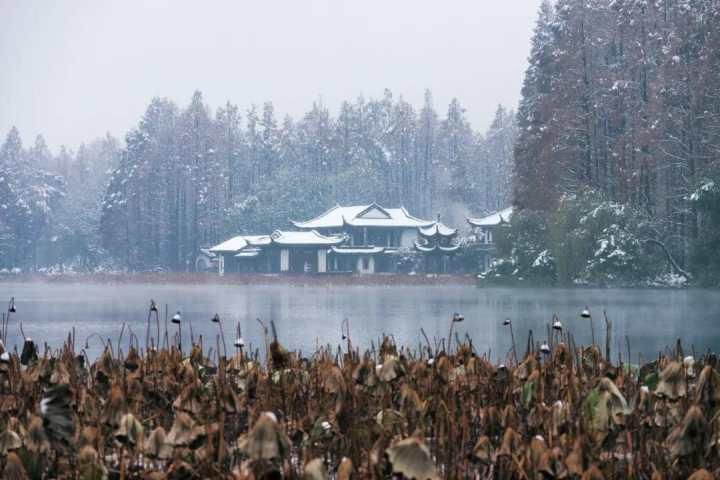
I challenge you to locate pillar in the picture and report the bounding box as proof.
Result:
[317,249,327,273]
[280,249,289,272]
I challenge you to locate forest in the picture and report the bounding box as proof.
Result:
[486,0,720,286]
[2,0,720,285]
[0,92,515,272]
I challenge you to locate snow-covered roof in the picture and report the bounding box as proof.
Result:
[330,246,386,254]
[292,203,432,229]
[209,234,271,253]
[467,207,514,227]
[209,236,249,253]
[418,221,457,238]
[270,230,346,246]
[244,235,272,246]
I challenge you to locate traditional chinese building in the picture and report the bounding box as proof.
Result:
[466,206,514,272]
[209,203,462,275]
[414,217,460,273]
[292,203,433,274]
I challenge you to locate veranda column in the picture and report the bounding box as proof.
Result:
[317,249,327,273]
[280,249,290,272]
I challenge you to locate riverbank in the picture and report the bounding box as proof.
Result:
[0,271,477,286]
[0,322,714,479]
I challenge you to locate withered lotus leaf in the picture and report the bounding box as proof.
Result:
[240,412,291,462]
[687,469,714,480]
[114,413,144,447]
[498,427,522,457]
[302,457,327,480]
[166,412,205,448]
[472,435,493,464]
[378,355,404,382]
[3,451,29,480]
[385,437,439,480]
[78,445,107,480]
[655,361,686,400]
[336,456,353,480]
[322,365,347,395]
[665,406,707,460]
[695,365,720,407]
[145,426,172,460]
[581,464,605,480]
[0,430,22,455]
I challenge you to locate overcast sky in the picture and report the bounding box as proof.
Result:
[0,0,541,152]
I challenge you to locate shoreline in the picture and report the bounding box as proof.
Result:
[0,272,478,286]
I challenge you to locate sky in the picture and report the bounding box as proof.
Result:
[0,0,541,152]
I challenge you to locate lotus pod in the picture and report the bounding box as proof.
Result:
[654,361,685,400]
[302,458,327,480]
[385,437,438,480]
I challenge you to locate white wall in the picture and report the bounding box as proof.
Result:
[400,228,417,248]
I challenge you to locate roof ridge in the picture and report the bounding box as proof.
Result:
[291,204,343,227]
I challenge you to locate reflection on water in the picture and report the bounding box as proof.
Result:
[0,282,717,362]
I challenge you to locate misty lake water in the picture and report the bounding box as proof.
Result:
[1,281,718,363]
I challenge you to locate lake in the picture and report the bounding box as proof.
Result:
[0,281,717,363]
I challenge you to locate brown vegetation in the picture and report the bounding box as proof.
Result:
[0,312,716,479]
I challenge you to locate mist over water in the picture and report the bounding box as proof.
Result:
[1,282,717,362]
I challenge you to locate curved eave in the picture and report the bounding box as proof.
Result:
[418,227,458,239]
[414,241,460,253]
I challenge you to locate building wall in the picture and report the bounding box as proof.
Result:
[400,229,417,248]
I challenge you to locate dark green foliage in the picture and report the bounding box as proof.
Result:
[485,193,671,286]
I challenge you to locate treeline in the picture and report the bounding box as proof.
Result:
[0,129,118,270]
[0,91,516,271]
[99,91,515,270]
[506,0,720,285]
